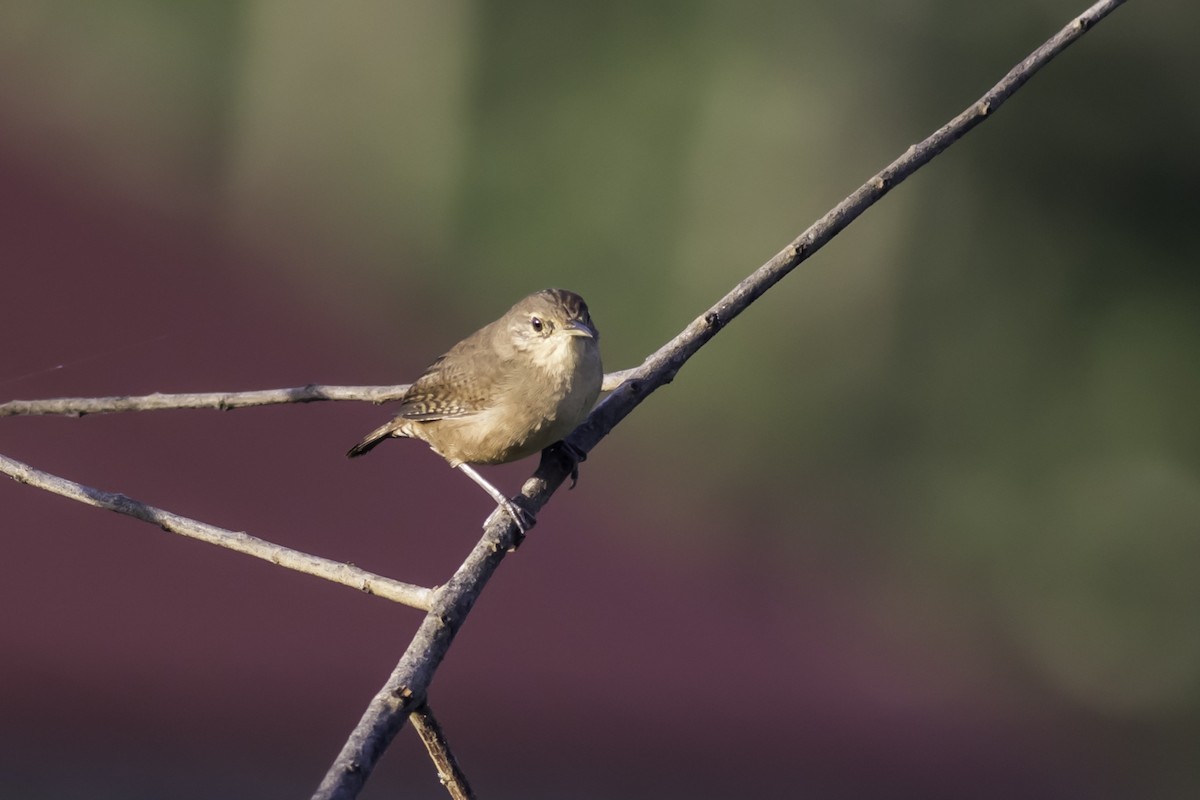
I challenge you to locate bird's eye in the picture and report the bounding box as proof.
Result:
[530,316,544,332]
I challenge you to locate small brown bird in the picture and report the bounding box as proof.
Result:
[348,288,602,531]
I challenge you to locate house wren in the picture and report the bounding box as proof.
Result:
[347,288,603,531]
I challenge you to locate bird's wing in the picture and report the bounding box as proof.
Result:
[397,355,493,421]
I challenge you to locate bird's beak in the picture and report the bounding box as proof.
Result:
[564,318,598,339]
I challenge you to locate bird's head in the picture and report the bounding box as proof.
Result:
[504,289,599,367]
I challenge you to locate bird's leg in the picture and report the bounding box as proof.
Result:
[456,463,533,535]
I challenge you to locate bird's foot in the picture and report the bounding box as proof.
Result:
[488,498,534,550]
[548,440,588,489]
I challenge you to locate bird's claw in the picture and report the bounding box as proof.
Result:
[554,440,587,489]
[489,498,534,550]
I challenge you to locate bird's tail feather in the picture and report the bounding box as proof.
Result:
[346,420,402,458]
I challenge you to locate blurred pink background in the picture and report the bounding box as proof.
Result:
[3,3,1199,798]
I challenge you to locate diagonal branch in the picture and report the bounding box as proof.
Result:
[313,451,568,800]
[312,1,1128,797]
[0,453,434,610]
[410,704,476,800]
[566,0,1134,451]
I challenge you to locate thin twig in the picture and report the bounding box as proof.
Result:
[410,704,476,800]
[0,385,408,417]
[0,453,434,611]
[312,1,1127,797]
[0,371,637,418]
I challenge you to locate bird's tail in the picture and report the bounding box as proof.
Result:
[346,420,402,458]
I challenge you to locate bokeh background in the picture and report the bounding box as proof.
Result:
[2,1,1198,797]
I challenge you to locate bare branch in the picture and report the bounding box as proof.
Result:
[0,385,409,417]
[312,1,1128,797]
[0,371,637,418]
[313,491,525,800]
[0,453,434,611]
[599,368,637,393]
[568,0,1133,451]
[410,704,476,800]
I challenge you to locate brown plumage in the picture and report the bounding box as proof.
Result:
[347,288,602,530]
